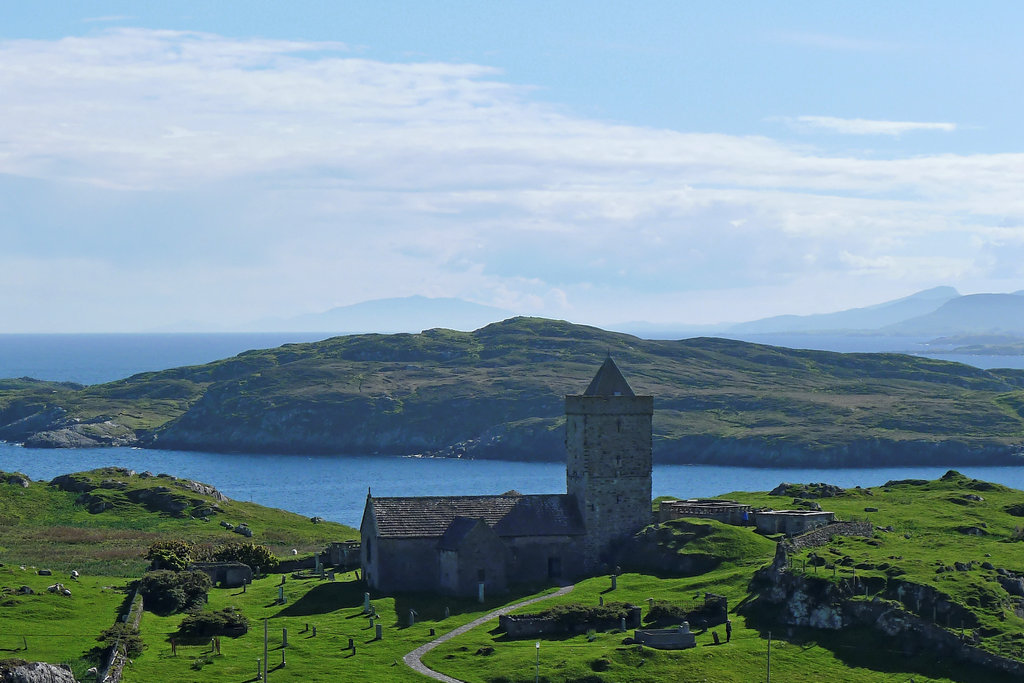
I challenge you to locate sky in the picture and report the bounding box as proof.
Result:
[4,2,1024,332]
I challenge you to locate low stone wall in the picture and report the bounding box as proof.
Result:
[786,521,874,552]
[499,606,642,638]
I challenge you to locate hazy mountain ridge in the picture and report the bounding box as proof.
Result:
[2,318,1024,467]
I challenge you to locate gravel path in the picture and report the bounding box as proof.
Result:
[403,583,575,682]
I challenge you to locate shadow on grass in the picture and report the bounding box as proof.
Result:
[739,598,1020,683]
[273,582,366,617]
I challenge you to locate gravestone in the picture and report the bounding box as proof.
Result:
[282,628,287,647]
[478,582,485,603]
[363,592,371,613]
[375,624,383,640]
[444,606,450,619]
[611,575,617,590]
[408,609,416,626]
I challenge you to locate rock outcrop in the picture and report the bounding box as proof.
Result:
[0,660,78,683]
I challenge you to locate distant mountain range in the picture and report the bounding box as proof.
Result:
[616,287,1024,344]
[245,296,514,334]
[236,288,1024,353]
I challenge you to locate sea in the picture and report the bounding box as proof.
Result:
[2,332,1024,529]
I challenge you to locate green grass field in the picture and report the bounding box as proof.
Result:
[5,469,1024,681]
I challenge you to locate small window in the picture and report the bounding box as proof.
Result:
[366,538,372,563]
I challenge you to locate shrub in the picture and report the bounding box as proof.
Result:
[213,542,279,571]
[139,570,212,615]
[146,540,193,571]
[178,607,249,638]
[98,622,145,658]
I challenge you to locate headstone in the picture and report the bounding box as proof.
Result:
[363,592,371,613]
[444,606,450,619]
[620,617,626,631]
[278,586,285,604]
[243,582,247,593]
[478,581,485,604]
[408,609,416,626]
[282,628,288,647]
[375,624,383,640]
[429,628,435,637]
[256,659,262,680]
[611,575,617,590]
[369,616,374,628]
[348,637,354,650]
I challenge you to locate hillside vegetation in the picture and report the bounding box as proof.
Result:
[2,317,1024,466]
[0,468,356,576]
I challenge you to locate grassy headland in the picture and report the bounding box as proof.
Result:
[3,317,1024,466]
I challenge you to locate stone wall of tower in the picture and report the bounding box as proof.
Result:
[565,394,653,572]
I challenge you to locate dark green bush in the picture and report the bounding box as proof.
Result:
[98,622,145,658]
[139,570,211,615]
[212,542,279,571]
[177,606,249,638]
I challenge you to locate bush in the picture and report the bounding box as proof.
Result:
[98,622,145,658]
[146,540,193,572]
[535,602,633,627]
[178,607,249,638]
[139,570,212,615]
[212,542,279,572]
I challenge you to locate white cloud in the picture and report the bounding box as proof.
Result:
[794,115,957,136]
[1,28,1023,331]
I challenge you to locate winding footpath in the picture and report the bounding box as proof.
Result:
[403,583,575,682]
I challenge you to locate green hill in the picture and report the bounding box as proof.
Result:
[0,468,356,576]
[2,317,1024,466]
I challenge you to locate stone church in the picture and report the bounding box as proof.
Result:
[359,357,653,597]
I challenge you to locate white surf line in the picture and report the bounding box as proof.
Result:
[403,584,575,682]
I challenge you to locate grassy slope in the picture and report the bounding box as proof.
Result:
[0,469,357,577]
[3,318,1024,464]
[6,471,1024,681]
[0,568,126,676]
[422,513,1011,683]
[727,471,1024,663]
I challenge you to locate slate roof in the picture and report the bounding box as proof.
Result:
[368,493,585,539]
[438,516,488,550]
[584,356,635,397]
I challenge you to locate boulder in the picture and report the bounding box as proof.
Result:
[0,661,78,683]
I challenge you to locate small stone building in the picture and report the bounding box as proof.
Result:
[754,510,835,536]
[658,499,752,525]
[360,357,654,597]
[188,562,252,588]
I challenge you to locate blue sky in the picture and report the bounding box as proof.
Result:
[3,2,1024,331]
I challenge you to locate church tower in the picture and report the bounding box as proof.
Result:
[565,356,653,571]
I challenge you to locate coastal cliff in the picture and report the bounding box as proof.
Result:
[2,317,1024,466]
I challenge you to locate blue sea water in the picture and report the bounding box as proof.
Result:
[4,442,1024,529]
[2,333,1024,529]
[0,333,332,385]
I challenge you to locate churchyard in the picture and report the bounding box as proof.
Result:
[4,468,1024,681]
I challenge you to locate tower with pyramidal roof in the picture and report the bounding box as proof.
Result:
[565,356,653,571]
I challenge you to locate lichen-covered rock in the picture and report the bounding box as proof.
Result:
[0,660,78,683]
